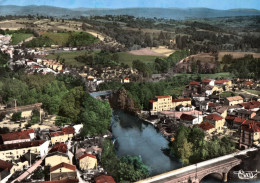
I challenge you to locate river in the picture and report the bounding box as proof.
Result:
[110,110,260,182]
[111,110,182,175]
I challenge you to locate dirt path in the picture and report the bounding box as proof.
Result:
[18,36,35,45]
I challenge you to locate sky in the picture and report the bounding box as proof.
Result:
[0,0,259,10]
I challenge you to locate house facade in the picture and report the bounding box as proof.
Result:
[240,120,260,149]
[224,96,244,106]
[50,162,77,181]
[204,113,225,132]
[78,153,97,170]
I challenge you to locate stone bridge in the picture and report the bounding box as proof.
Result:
[137,148,257,183]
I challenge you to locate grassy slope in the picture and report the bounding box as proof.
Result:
[11,33,33,44]
[174,72,234,79]
[117,52,162,66]
[42,32,71,46]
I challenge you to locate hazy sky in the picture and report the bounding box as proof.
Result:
[0,0,259,10]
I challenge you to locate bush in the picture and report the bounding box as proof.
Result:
[11,112,21,122]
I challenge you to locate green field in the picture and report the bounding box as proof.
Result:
[11,33,33,44]
[174,72,234,79]
[42,32,71,46]
[46,51,88,67]
[220,91,238,98]
[117,52,162,66]
[244,89,260,95]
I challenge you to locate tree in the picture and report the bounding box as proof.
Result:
[178,138,193,165]
[11,112,21,122]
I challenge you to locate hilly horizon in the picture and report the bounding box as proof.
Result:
[0,5,260,19]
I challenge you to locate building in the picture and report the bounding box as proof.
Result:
[149,96,173,112]
[198,122,215,138]
[45,143,71,167]
[224,96,244,106]
[215,79,232,87]
[50,127,75,144]
[172,98,191,108]
[240,120,260,149]
[202,79,215,86]
[41,60,63,71]
[204,113,225,132]
[236,109,256,119]
[0,140,49,161]
[0,129,35,144]
[180,114,202,125]
[240,101,260,111]
[0,159,12,181]
[50,162,77,181]
[94,175,116,183]
[78,153,97,170]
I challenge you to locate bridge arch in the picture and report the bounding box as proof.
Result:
[199,172,223,182]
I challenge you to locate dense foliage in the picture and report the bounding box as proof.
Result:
[171,126,236,165]
[222,54,260,79]
[67,32,98,47]
[24,36,55,47]
[0,51,9,66]
[101,139,149,182]
[11,112,22,122]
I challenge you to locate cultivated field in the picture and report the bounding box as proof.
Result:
[128,46,175,57]
[218,51,260,60]
[11,33,33,44]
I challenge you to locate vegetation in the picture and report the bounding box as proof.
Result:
[30,108,40,125]
[220,91,238,98]
[24,36,55,47]
[11,112,21,122]
[101,139,149,182]
[171,126,236,165]
[0,51,9,66]
[117,52,161,66]
[11,33,33,45]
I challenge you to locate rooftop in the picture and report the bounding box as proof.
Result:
[241,120,260,133]
[205,113,223,121]
[226,96,243,102]
[156,96,171,99]
[198,122,215,131]
[172,98,191,103]
[180,114,196,121]
[243,81,253,85]
[0,129,34,142]
[0,159,12,172]
[233,117,246,124]
[49,142,67,154]
[94,175,116,183]
[0,140,45,151]
[78,153,97,160]
[189,81,200,85]
[50,162,76,172]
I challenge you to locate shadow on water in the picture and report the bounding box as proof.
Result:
[111,110,182,176]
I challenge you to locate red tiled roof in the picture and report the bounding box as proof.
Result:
[50,162,76,172]
[234,117,246,124]
[180,114,196,121]
[215,79,229,84]
[94,175,116,183]
[78,153,96,160]
[51,127,75,137]
[0,140,45,151]
[226,96,243,102]
[156,96,171,99]
[33,65,40,69]
[62,127,75,134]
[240,101,260,109]
[198,122,215,131]
[43,179,78,183]
[60,69,65,73]
[189,81,200,85]
[243,81,253,85]
[225,116,235,121]
[49,143,67,154]
[0,159,12,171]
[205,114,223,121]
[124,77,129,80]
[149,100,156,103]
[241,121,260,133]
[208,102,215,107]
[0,129,34,142]
[172,98,191,103]
[202,79,212,83]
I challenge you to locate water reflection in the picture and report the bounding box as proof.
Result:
[111,110,181,175]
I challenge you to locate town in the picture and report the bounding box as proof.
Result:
[0,1,260,183]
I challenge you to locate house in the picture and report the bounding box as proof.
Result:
[239,101,260,111]
[149,96,173,112]
[180,114,203,125]
[204,113,225,132]
[94,175,116,183]
[240,120,260,149]
[172,98,191,108]
[45,143,70,167]
[198,122,215,137]
[0,159,12,181]
[224,96,244,106]
[236,109,256,119]
[50,127,75,144]
[50,162,77,181]
[202,79,215,86]
[216,106,228,118]
[0,129,35,144]
[242,81,253,88]
[215,79,232,87]
[0,140,49,161]
[78,153,97,170]
[123,77,130,83]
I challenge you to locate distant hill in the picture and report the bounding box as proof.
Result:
[0,5,260,19]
